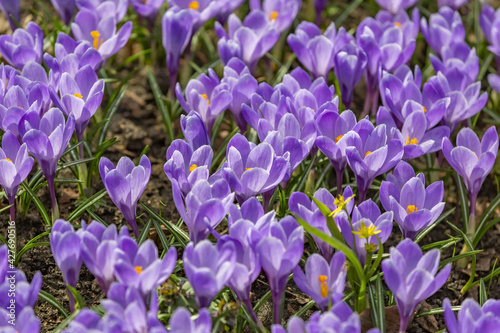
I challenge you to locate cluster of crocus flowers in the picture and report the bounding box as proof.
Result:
[443,298,500,332]
[0,22,44,70]
[481,5,500,93]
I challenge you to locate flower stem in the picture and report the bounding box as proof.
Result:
[336,168,343,196]
[242,298,264,330]
[48,178,59,224]
[8,196,15,223]
[272,291,282,325]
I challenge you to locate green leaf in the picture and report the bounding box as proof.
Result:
[308,196,345,244]
[52,310,79,333]
[67,285,86,310]
[474,192,500,246]
[98,84,129,146]
[14,242,50,266]
[368,274,386,332]
[137,219,152,245]
[414,207,455,243]
[147,67,174,143]
[67,189,107,222]
[479,279,487,306]
[22,181,50,226]
[139,202,189,247]
[39,290,69,318]
[416,305,461,318]
[152,218,171,254]
[438,250,482,269]
[87,210,109,227]
[456,175,469,232]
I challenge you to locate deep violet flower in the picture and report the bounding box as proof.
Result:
[420,6,465,56]
[314,0,327,25]
[175,69,232,137]
[334,43,367,108]
[344,121,404,202]
[293,252,347,311]
[287,22,353,80]
[215,11,280,71]
[289,186,355,262]
[0,22,43,70]
[180,111,211,150]
[0,0,20,31]
[0,307,41,333]
[0,131,34,221]
[130,0,166,22]
[336,199,393,265]
[114,241,177,301]
[271,301,381,333]
[168,307,212,333]
[256,217,303,324]
[99,155,152,238]
[168,0,222,31]
[71,4,132,65]
[183,240,236,308]
[171,178,234,243]
[221,58,258,132]
[438,0,469,10]
[374,0,418,15]
[380,161,445,239]
[442,127,499,217]
[22,108,75,221]
[382,239,451,332]
[0,85,40,140]
[430,41,479,87]
[17,61,57,116]
[50,0,77,24]
[50,219,82,312]
[222,133,288,203]
[443,298,500,332]
[249,0,302,32]
[76,0,128,22]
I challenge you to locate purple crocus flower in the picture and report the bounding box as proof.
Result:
[20,61,57,115]
[382,239,451,332]
[374,0,418,15]
[314,0,326,25]
[430,41,479,87]
[180,110,211,150]
[442,127,499,217]
[22,108,75,221]
[376,9,420,41]
[444,298,500,332]
[287,22,352,80]
[0,131,34,221]
[99,155,152,238]
[480,5,498,45]
[0,0,19,31]
[62,308,107,333]
[50,219,82,312]
[44,32,102,81]
[380,161,445,239]
[215,11,280,71]
[168,0,221,31]
[130,0,166,22]
[438,0,469,10]
[345,121,404,202]
[0,22,43,70]
[336,199,393,265]
[76,0,128,22]
[79,221,128,294]
[271,301,381,333]
[315,110,360,193]
[222,133,288,203]
[176,69,232,137]
[0,85,40,140]
[171,178,234,243]
[0,307,41,333]
[114,240,177,301]
[50,0,77,24]
[221,58,258,132]
[256,217,304,324]
[71,4,133,65]
[376,107,450,161]
[420,6,465,56]
[164,139,213,197]
[53,65,104,150]
[169,307,212,333]
[289,186,354,262]
[334,43,367,108]
[250,0,302,32]
[293,252,346,312]
[183,240,236,308]
[423,72,488,132]
[162,9,194,91]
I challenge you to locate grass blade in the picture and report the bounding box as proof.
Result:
[67,189,107,222]
[147,67,174,143]
[22,181,50,226]
[39,290,69,318]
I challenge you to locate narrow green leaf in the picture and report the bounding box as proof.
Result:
[416,305,461,318]
[474,193,500,246]
[147,67,174,143]
[479,279,487,306]
[438,250,482,269]
[22,181,50,226]
[39,290,69,318]
[375,274,386,333]
[67,285,86,310]
[152,218,171,254]
[52,310,79,333]
[98,84,128,146]
[137,219,152,245]
[455,175,469,232]
[139,202,189,246]
[67,189,107,222]
[87,210,109,227]
[14,242,50,266]
[415,207,455,243]
[309,196,345,243]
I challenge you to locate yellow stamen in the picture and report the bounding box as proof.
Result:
[335,135,343,144]
[90,31,102,50]
[189,164,198,172]
[352,220,381,239]
[365,243,378,253]
[329,194,356,217]
[134,266,142,274]
[318,275,328,298]
[74,93,83,98]
[364,151,372,157]
[422,106,427,113]
[245,167,252,171]
[5,158,12,162]
[405,137,418,145]
[406,205,417,214]
[201,93,210,106]
[394,22,402,28]
[189,1,199,10]
[270,11,278,21]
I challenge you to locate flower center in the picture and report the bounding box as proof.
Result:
[405,137,418,145]
[364,151,372,157]
[406,205,417,214]
[201,93,210,105]
[5,158,12,163]
[134,266,143,274]
[422,106,427,113]
[352,221,381,239]
[189,1,199,10]
[394,22,402,28]
[245,167,252,171]
[334,135,343,144]
[90,31,103,50]
[74,93,83,98]
[318,275,328,298]
[189,164,197,172]
[330,193,356,217]
[270,11,278,21]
